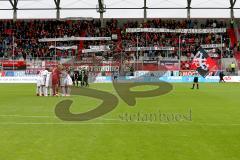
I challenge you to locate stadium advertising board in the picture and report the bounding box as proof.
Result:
[1,76,240,83]
[10,71,38,77]
[179,70,217,76]
[135,71,179,77]
[0,76,37,83]
[77,65,119,72]
[25,69,41,75]
[222,76,240,82]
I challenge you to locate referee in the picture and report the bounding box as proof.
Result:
[191,72,199,89]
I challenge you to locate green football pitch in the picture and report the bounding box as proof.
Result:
[0,83,240,160]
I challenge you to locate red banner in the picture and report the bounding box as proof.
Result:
[0,60,26,70]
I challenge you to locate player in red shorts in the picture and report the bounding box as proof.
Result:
[52,66,61,96]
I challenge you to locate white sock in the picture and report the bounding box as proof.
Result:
[62,87,66,96]
[67,87,71,96]
[49,88,53,96]
[36,86,40,95]
[40,86,43,96]
[44,87,48,96]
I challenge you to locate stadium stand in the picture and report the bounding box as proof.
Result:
[0,19,238,72]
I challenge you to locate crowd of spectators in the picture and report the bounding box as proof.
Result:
[121,19,232,61]
[0,18,235,64]
[0,19,116,60]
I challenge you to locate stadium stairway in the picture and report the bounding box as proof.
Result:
[115,28,123,51]
[227,28,237,48]
[234,51,240,70]
[222,58,239,74]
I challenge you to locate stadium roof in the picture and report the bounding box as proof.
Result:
[0,0,239,19]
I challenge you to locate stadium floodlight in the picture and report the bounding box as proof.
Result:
[97,0,106,13]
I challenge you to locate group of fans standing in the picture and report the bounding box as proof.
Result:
[36,65,89,96]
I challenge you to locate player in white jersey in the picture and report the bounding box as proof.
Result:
[40,69,48,96]
[65,71,73,96]
[36,69,45,96]
[45,69,53,96]
[36,71,42,96]
[60,68,73,96]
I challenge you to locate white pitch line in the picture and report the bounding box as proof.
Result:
[0,115,177,124]
[0,122,239,126]
[0,122,169,125]
[0,115,54,118]
[98,118,122,121]
[1,115,240,126]
[0,115,121,121]
[0,122,124,125]
[0,115,128,122]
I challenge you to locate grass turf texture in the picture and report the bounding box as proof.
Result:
[0,83,240,160]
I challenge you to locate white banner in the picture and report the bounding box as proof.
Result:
[207,51,219,58]
[201,44,225,48]
[49,45,78,50]
[89,45,110,50]
[112,34,118,40]
[126,28,226,33]
[82,48,110,53]
[125,46,175,51]
[39,37,111,42]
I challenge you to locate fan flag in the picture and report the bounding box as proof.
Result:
[191,47,217,77]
